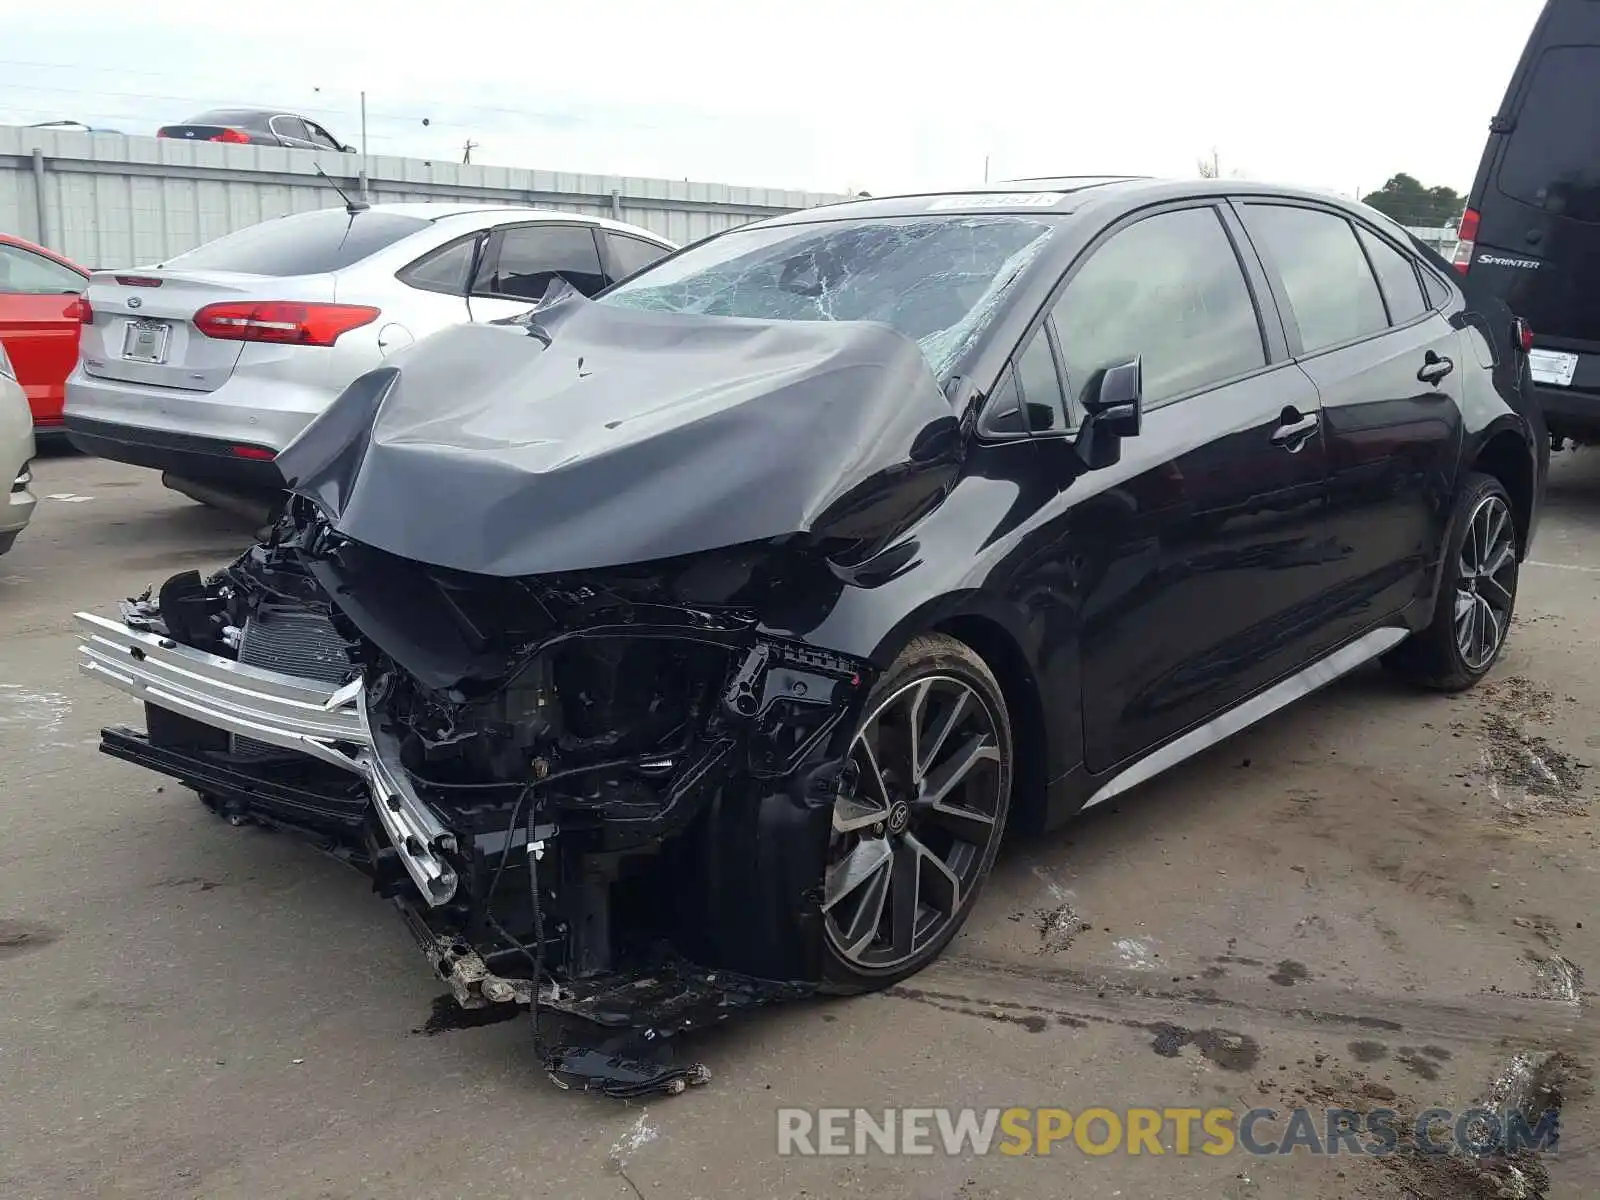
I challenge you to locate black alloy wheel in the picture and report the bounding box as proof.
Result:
[822,634,1013,988]
[1454,490,1518,671]
[1385,471,1520,691]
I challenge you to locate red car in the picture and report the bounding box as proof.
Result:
[0,234,89,433]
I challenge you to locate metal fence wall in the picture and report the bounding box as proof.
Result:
[0,126,852,269]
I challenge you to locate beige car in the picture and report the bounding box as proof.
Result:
[0,339,37,555]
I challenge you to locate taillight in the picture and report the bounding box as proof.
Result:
[230,445,275,461]
[192,301,380,347]
[156,129,170,138]
[1452,208,1479,275]
[73,296,93,325]
[114,275,162,287]
[213,128,250,144]
[1514,317,1534,353]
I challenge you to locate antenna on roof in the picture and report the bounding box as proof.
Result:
[315,163,369,214]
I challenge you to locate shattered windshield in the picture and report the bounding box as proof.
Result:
[598,216,1056,377]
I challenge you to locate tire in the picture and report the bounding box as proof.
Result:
[820,633,1014,991]
[1384,471,1519,691]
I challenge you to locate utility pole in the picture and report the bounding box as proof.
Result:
[359,90,369,201]
[984,153,990,183]
[1212,147,1220,179]
[462,138,479,165]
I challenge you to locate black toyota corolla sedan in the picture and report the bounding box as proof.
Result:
[75,177,1545,1092]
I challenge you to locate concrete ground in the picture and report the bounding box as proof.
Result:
[1,448,1596,1200]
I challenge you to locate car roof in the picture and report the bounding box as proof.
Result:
[759,176,1369,226]
[361,202,675,241]
[0,232,86,273]
[185,108,277,123]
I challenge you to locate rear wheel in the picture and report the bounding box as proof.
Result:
[1385,472,1519,691]
[821,634,1012,990]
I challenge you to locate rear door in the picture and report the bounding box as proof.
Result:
[1237,201,1463,648]
[268,115,316,149]
[0,242,87,425]
[466,223,609,321]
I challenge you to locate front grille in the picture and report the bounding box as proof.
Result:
[232,605,355,758]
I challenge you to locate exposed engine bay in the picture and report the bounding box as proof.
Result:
[80,498,875,1096]
[72,295,983,1096]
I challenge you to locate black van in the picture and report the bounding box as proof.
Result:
[1457,0,1600,445]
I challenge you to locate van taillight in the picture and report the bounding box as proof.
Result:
[1453,208,1479,275]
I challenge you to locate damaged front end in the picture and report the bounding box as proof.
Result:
[77,503,874,1095]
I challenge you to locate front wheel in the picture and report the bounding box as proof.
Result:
[1385,472,1519,691]
[821,634,1013,991]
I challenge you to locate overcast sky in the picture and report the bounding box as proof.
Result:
[3,0,1544,198]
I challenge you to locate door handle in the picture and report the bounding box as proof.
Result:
[1417,350,1454,386]
[1270,409,1319,451]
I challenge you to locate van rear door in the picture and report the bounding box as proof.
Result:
[1476,41,1600,348]
[1460,0,1600,433]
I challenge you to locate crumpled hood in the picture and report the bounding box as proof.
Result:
[276,295,963,577]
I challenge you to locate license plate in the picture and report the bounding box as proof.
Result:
[1528,348,1578,387]
[121,319,171,364]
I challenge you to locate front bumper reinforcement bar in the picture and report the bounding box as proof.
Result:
[75,611,458,905]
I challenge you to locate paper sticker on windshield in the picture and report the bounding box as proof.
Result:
[927,193,1065,210]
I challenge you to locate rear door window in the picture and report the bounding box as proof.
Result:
[1356,226,1427,325]
[476,225,606,299]
[161,209,431,275]
[270,115,311,143]
[1497,46,1600,223]
[1242,205,1387,353]
[604,233,670,282]
[1051,205,1265,406]
[305,120,344,151]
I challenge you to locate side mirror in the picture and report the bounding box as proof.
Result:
[1074,357,1143,470]
[341,144,358,154]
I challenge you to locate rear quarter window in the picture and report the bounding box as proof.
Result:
[161,210,431,276]
[1419,267,1451,311]
[1497,45,1600,223]
[1355,226,1427,325]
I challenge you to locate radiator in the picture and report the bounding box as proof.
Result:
[231,605,355,758]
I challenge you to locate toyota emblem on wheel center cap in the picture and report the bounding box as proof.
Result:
[887,800,911,834]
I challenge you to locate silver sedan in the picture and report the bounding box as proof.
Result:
[64,202,675,512]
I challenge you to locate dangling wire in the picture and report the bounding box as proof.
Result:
[526,799,548,1059]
